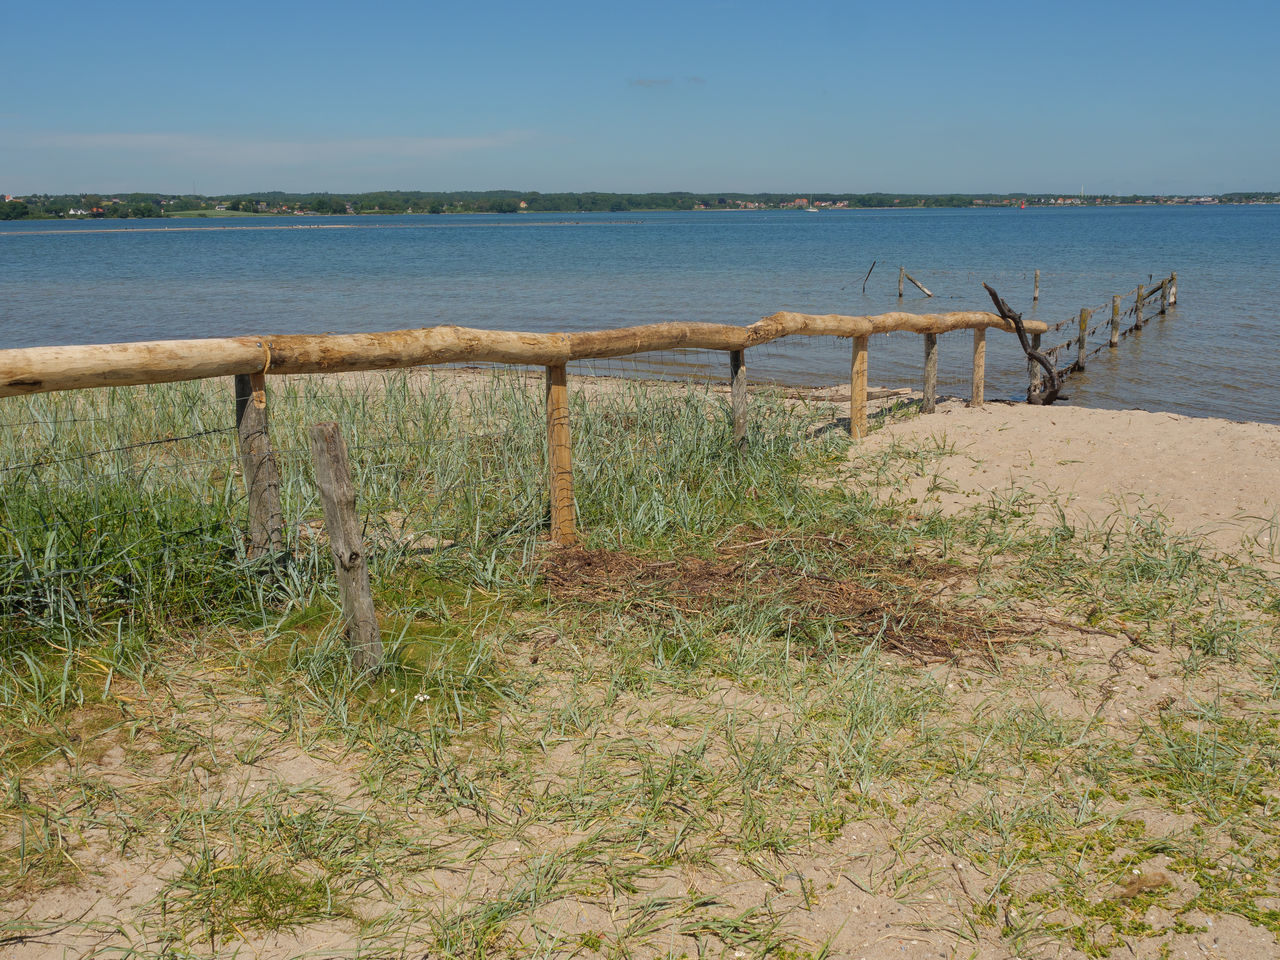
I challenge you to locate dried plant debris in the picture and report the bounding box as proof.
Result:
[541,538,1008,660]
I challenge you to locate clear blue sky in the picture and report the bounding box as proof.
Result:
[3,0,1276,195]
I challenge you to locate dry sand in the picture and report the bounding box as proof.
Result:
[852,397,1280,562]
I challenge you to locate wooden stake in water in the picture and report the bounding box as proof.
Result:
[1160,278,1169,315]
[1076,307,1090,371]
[850,335,869,436]
[903,270,934,297]
[970,328,986,407]
[545,364,577,546]
[234,371,284,559]
[922,333,938,414]
[1110,295,1121,347]
[1170,271,1178,305]
[898,266,905,298]
[1135,284,1145,329]
[308,421,383,672]
[1033,269,1040,302]
[729,349,748,447]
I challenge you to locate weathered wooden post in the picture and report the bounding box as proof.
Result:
[898,266,905,299]
[903,270,934,297]
[545,364,577,546]
[850,335,869,436]
[1135,284,1145,329]
[970,328,986,407]
[1109,295,1121,347]
[1076,307,1090,371]
[1033,269,1040,302]
[729,349,748,447]
[1029,333,1043,395]
[308,421,383,672]
[234,371,284,559]
[1169,271,1178,305]
[922,333,938,414]
[1159,278,1169,315]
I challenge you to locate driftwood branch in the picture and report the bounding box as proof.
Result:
[982,283,1065,405]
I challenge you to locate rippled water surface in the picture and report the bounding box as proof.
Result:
[2,206,1277,422]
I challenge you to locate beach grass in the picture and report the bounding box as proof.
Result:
[1,370,1277,958]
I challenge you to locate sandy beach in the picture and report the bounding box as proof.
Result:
[4,373,1279,960]
[846,396,1280,562]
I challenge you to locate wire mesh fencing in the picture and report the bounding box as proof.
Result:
[1030,273,1176,391]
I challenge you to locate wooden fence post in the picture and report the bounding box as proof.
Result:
[1033,269,1040,302]
[234,372,284,559]
[1029,333,1042,395]
[850,335,868,436]
[970,328,986,407]
[729,349,748,447]
[1109,295,1121,347]
[545,364,577,546]
[1159,278,1169,315]
[308,421,383,672]
[922,333,938,414]
[898,266,905,299]
[1135,284,1145,329]
[1076,307,1090,371]
[1169,271,1177,305]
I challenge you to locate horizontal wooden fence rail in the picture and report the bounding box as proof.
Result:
[0,311,1042,399]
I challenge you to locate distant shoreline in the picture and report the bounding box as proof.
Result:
[2,203,1274,237]
[0,219,652,237]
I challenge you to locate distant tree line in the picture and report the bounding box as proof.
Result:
[2,190,1275,220]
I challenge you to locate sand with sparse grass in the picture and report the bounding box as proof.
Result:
[2,371,1278,959]
[849,396,1280,562]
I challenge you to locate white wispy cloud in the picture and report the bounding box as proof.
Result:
[25,130,535,166]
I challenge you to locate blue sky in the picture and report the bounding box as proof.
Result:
[3,0,1276,195]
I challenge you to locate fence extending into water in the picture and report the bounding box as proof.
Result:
[1029,272,1178,395]
[0,308,1045,667]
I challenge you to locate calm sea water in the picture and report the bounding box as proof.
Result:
[2,207,1277,423]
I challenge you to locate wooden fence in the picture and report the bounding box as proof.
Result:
[1029,272,1177,394]
[1,308,1046,667]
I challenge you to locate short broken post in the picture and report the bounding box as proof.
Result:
[1169,271,1178,305]
[850,335,869,436]
[1159,278,1169,315]
[1135,284,1145,329]
[922,333,938,414]
[729,349,748,447]
[546,364,577,546]
[1109,295,1121,347]
[898,266,905,298]
[308,421,383,672]
[1076,307,1090,371]
[970,327,986,407]
[1033,269,1040,302]
[234,371,284,559]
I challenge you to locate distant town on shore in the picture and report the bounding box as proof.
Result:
[3,189,1277,221]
